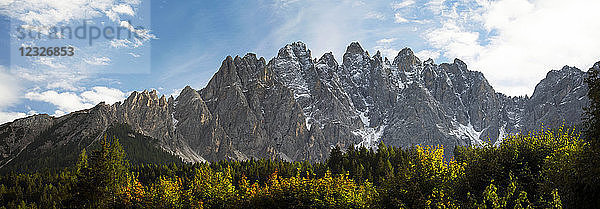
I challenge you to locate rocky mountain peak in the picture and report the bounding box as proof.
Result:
[277,41,311,59]
[523,64,588,134]
[594,61,600,70]
[453,58,468,70]
[241,53,258,61]
[343,42,371,69]
[372,51,384,64]
[180,86,199,98]
[345,42,366,55]
[168,95,174,104]
[318,52,338,67]
[203,56,241,92]
[544,66,584,82]
[397,47,414,57]
[557,65,581,74]
[384,57,391,65]
[424,58,435,65]
[126,90,160,105]
[393,47,420,71]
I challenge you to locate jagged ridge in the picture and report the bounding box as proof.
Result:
[0,41,592,168]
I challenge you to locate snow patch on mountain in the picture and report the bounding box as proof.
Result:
[450,122,484,146]
[353,125,387,148]
[305,116,313,131]
[494,123,507,146]
[357,109,370,127]
[171,113,178,128]
[171,100,179,129]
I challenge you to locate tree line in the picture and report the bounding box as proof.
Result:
[0,124,597,208]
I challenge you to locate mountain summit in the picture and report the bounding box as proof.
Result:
[0,41,591,170]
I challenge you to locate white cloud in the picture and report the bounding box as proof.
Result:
[274,0,301,8]
[365,11,385,20]
[1,0,153,111]
[373,40,444,63]
[81,86,126,105]
[424,0,446,14]
[0,112,28,124]
[0,110,41,123]
[425,21,483,63]
[415,50,440,61]
[376,48,399,61]
[101,21,157,48]
[0,0,140,33]
[169,88,182,98]
[391,0,415,9]
[13,66,87,91]
[85,57,111,65]
[374,38,399,60]
[120,20,156,40]
[0,66,20,108]
[394,13,409,23]
[421,0,600,96]
[25,86,126,116]
[482,0,534,31]
[53,110,67,117]
[112,4,135,16]
[25,91,92,114]
[36,57,66,69]
[110,39,132,48]
[1,0,154,48]
[0,66,27,124]
[47,81,83,91]
[376,38,396,45]
[352,1,366,7]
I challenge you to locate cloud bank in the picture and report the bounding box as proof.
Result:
[421,0,600,96]
[25,86,126,116]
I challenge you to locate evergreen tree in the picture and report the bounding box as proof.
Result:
[74,135,129,208]
[577,63,600,208]
[584,63,600,143]
[327,146,344,174]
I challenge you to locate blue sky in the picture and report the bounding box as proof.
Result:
[0,0,599,123]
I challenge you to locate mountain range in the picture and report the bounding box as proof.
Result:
[0,41,593,171]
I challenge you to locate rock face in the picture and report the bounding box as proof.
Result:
[198,54,326,161]
[0,41,593,168]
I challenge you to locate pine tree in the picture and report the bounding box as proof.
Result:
[74,135,130,208]
[584,63,600,143]
[327,146,344,174]
[579,63,600,208]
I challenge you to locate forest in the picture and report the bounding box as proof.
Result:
[0,70,599,209]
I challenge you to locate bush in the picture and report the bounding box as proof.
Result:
[238,170,378,208]
[380,145,462,208]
